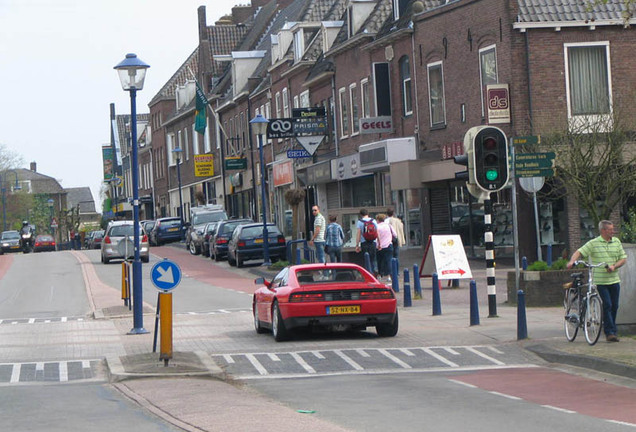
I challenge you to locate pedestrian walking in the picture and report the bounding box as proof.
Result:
[309,205,326,263]
[355,209,378,276]
[325,215,344,263]
[567,220,627,342]
[386,208,405,261]
[376,214,395,280]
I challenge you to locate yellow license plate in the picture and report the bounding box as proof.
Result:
[327,305,360,315]
[168,228,178,232]
[254,238,263,243]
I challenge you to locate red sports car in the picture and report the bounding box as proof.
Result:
[253,263,398,341]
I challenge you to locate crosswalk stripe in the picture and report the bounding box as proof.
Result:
[378,349,411,369]
[311,351,325,359]
[10,364,21,383]
[466,347,505,365]
[334,350,363,371]
[245,354,268,375]
[267,353,280,361]
[421,348,458,367]
[59,362,68,382]
[355,348,370,358]
[290,353,315,374]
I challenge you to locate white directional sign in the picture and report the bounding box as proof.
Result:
[151,259,182,292]
[296,136,324,156]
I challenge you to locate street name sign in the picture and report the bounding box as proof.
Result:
[512,135,541,146]
[225,157,247,170]
[515,152,556,178]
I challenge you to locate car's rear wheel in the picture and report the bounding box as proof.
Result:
[253,302,267,334]
[142,256,149,263]
[214,249,222,262]
[272,302,290,342]
[102,254,110,264]
[189,241,200,255]
[228,254,236,266]
[237,253,244,268]
[376,311,399,337]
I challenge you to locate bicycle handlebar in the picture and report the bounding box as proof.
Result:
[573,260,608,269]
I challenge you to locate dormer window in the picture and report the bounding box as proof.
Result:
[393,0,409,21]
[293,28,304,62]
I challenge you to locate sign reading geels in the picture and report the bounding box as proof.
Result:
[360,117,393,134]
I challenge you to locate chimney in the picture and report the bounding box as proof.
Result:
[30,162,37,172]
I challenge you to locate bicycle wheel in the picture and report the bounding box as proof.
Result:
[564,288,579,342]
[584,294,603,345]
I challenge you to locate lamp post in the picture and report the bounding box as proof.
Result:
[114,53,150,334]
[1,170,20,231]
[249,114,271,266]
[47,198,54,245]
[172,148,184,239]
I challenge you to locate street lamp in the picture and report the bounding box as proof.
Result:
[114,53,150,335]
[249,114,270,266]
[172,147,184,239]
[47,198,55,248]
[0,170,20,231]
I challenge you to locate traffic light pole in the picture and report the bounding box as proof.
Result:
[483,197,497,317]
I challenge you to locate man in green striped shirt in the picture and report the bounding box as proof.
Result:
[567,220,627,342]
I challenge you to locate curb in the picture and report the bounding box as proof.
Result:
[525,344,636,380]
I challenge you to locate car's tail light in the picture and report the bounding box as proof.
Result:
[35,242,41,247]
[238,241,246,247]
[216,238,228,245]
[289,292,325,302]
[52,242,56,246]
[142,234,148,243]
[104,236,111,244]
[359,290,394,300]
[277,236,285,244]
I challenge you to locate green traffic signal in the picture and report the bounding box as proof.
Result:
[486,169,498,181]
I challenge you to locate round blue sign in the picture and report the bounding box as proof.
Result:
[151,259,182,292]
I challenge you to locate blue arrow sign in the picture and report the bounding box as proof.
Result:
[151,259,182,292]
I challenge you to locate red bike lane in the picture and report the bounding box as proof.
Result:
[452,367,636,425]
[151,246,260,294]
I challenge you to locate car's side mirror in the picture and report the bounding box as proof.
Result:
[254,277,272,289]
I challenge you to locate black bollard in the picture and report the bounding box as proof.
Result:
[403,268,412,307]
[391,258,399,292]
[432,272,441,315]
[470,280,480,326]
[517,290,528,340]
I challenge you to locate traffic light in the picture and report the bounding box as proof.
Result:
[453,133,474,184]
[472,126,509,192]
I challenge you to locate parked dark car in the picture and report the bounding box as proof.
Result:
[86,230,104,249]
[141,220,155,240]
[34,234,56,252]
[200,222,218,258]
[186,206,227,255]
[227,223,286,268]
[210,218,253,261]
[150,217,183,246]
[0,230,22,254]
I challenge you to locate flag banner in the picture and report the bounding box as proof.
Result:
[195,82,207,134]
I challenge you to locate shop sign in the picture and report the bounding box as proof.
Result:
[306,161,331,184]
[225,157,247,170]
[360,117,393,134]
[331,153,362,180]
[486,84,510,124]
[441,142,463,160]
[273,161,294,187]
[194,154,214,177]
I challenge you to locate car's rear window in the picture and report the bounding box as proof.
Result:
[161,219,181,227]
[295,268,366,284]
[193,211,227,225]
[222,221,248,235]
[240,226,281,238]
[109,225,134,237]
[37,235,54,242]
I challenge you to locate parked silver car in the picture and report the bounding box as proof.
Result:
[101,220,150,264]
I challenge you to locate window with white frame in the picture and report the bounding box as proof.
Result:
[565,42,612,121]
[339,87,349,137]
[399,56,413,116]
[293,95,299,109]
[300,90,310,108]
[427,61,446,127]
[204,118,210,153]
[282,87,290,117]
[192,124,199,155]
[184,128,189,160]
[294,28,304,62]
[479,45,498,117]
[349,83,360,135]
[167,133,176,166]
[361,78,370,118]
[275,92,281,118]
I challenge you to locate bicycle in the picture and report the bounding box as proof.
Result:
[563,260,605,345]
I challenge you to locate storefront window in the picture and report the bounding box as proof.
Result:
[341,176,375,208]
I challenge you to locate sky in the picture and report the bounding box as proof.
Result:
[0,0,238,210]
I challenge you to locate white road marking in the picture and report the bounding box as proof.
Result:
[245,354,268,375]
[490,391,521,401]
[10,364,21,383]
[59,362,68,382]
[311,351,325,359]
[61,317,67,322]
[82,360,91,369]
[486,346,504,355]
[334,350,364,371]
[378,349,411,369]
[267,353,280,361]
[466,347,505,365]
[28,318,35,324]
[36,362,44,371]
[399,348,415,356]
[290,353,315,374]
[355,349,370,358]
[541,405,576,414]
[421,347,458,367]
[223,354,234,364]
[448,379,477,389]
[443,347,460,355]
[608,420,636,428]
